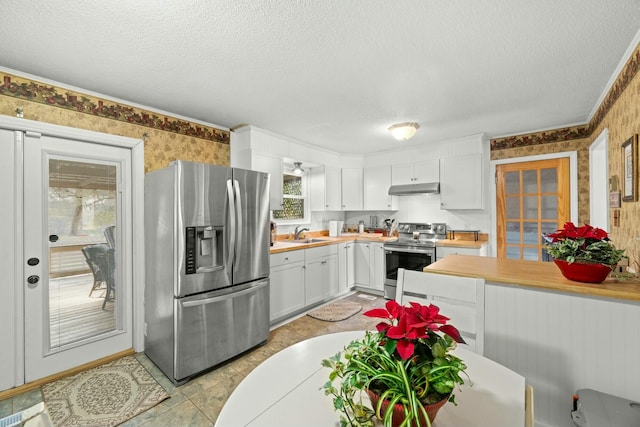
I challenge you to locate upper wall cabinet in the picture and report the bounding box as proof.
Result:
[342,168,363,210]
[310,166,342,211]
[440,153,483,210]
[364,165,395,210]
[250,153,284,210]
[391,159,439,185]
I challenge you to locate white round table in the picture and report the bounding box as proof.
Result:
[215,331,525,427]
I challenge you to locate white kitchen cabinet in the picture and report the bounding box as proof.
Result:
[341,168,363,210]
[250,152,284,211]
[391,159,439,185]
[354,241,384,293]
[364,165,395,210]
[337,241,355,294]
[354,241,370,286]
[369,242,385,292]
[269,251,305,323]
[436,244,488,261]
[310,166,342,211]
[305,245,338,305]
[440,153,483,209]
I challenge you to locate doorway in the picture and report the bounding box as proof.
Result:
[495,158,571,261]
[0,117,144,390]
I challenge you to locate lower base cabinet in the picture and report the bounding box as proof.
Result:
[338,242,355,293]
[270,251,305,323]
[305,245,338,305]
[270,244,339,324]
[354,241,384,293]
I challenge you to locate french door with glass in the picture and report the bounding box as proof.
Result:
[496,158,570,261]
[23,132,133,382]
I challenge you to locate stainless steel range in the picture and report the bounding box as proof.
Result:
[383,222,447,300]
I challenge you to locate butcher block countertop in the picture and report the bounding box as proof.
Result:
[425,254,640,302]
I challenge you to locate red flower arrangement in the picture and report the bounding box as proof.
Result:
[323,301,468,427]
[544,222,625,267]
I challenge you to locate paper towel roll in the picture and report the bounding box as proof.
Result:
[329,220,338,237]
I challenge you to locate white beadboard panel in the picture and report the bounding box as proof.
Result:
[484,282,640,427]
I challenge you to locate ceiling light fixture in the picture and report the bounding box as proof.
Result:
[292,161,304,176]
[388,122,419,141]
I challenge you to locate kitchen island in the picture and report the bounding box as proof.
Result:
[422,254,640,427]
[425,254,640,301]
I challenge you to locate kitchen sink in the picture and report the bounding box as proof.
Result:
[291,238,329,244]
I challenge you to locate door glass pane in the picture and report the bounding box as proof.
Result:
[523,196,538,219]
[523,222,539,244]
[506,246,521,259]
[541,222,558,235]
[523,247,539,261]
[540,168,558,192]
[506,222,521,244]
[523,170,538,193]
[505,171,520,194]
[541,196,558,219]
[506,196,520,219]
[48,159,117,349]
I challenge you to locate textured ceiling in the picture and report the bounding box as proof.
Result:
[1,1,640,154]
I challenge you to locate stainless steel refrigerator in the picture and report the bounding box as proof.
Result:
[144,160,270,384]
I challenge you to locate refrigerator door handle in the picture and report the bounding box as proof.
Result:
[226,179,236,270]
[233,179,243,271]
[180,280,268,307]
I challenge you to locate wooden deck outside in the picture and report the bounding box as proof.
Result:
[49,273,116,348]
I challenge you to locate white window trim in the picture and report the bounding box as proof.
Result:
[274,169,311,226]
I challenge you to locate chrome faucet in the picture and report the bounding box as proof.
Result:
[294,225,309,240]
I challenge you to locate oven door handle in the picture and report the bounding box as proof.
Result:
[384,247,435,255]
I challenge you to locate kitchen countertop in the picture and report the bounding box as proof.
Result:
[425,254,640,302]
[270,233,397,254]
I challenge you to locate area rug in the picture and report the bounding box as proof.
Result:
[42,355,169,427]
[307,299,362,322]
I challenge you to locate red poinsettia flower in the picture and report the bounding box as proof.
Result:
[548,222,609,243]
[364,300,466,360]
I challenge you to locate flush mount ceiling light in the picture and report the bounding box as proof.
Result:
[388,122,419,141]
[292,161,304,176]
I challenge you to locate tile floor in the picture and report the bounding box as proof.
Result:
[0,291,387,426]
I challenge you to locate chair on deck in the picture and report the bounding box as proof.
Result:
[81,243,115,309]
[82,244,109,296]
[104,225,116,249]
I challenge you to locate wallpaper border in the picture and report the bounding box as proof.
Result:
[0,73,229,144]
[491,42,640,150]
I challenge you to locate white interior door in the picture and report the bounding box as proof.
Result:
[23,132,133,382]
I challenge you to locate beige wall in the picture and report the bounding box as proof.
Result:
[0,72,230,173]
[490,42,640,270]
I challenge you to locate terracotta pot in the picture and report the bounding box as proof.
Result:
[366,388,449,427]
[553,259,614,283]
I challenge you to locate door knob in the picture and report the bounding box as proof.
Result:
[27,257,40,266]
[27,275,40,284]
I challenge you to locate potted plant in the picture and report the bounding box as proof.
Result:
[544,222,625,283]
[322,300,469,427]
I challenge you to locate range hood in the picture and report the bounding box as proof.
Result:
[388,182,440,196]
